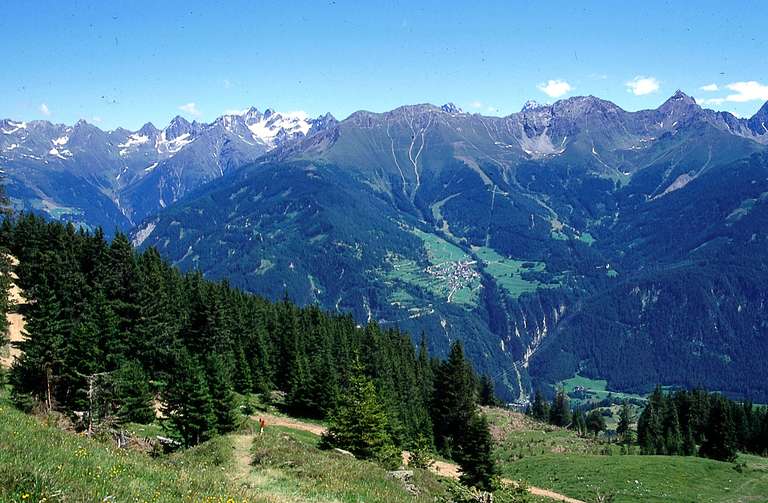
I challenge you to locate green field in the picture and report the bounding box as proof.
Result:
[472,246,555,299]
[578,232,596,245]
[559,374,646,407]
[487,407,768,502]
[503,454,768,503]
[382,228,481,309]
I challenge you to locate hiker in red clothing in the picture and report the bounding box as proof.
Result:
[258,417,267,435]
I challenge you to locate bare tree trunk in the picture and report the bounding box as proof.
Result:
[45,365,52,412]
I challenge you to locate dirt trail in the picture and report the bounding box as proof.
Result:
[1,257,26,369]
[254,413,584,503]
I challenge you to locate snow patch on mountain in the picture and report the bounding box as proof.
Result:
[118,133,150,156]
[245,110,311,147]
[2,121,27,134]
[156,132,193,154]
[47,148,71,159]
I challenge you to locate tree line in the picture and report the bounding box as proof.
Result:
[0,214,499,490]
[637,387,768,461]
[526,384,768,463]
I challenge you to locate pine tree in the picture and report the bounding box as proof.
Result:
[662,401,683,455]
[571,409,587,436]
[682,423,697,456]
[616,401,633,446]
[700,395,737,462]
[457,411,498,491]
[321,360,398,467]
[162,350,216,447]
[549,388,571,427]
[9,281,66,411]
[638,386,666,454]
[529,388,550,422]
[586,409,607,438]
[113,360,155,424]
[232,346,253,393]
[431,341,477,457]
[205,354,238,434]
[478,374,498,406]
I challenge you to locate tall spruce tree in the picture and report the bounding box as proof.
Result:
[457,411,498,491]
[321,360,398,467]
[163,350,216,447]
[205,354,238,434]
[586,409,607,438]
[662,401,683,455]
[529,388,550,422]
[10,281,66,411]
[113,360,155,424]
[700,395,737,462]
[431,341,477,458]
[478,374,498,407]
[549,388,571,427]
[616,401,634,446]
[638,386,666,454]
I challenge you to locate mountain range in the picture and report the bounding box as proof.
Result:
[4,91,768,402]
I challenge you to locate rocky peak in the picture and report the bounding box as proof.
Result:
[138,122,159,137]
[441,103,462,114]
[657,90,700,120]
[748,101,768,135]
[521,100,546,112]
[164,116,194,140]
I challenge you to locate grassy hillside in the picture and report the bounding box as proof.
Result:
[486,407,768,503]
[0,392,448,503]
[504,454,768,503]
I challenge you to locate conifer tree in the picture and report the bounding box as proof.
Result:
[163,350,216,446]
[616,401,634,446]
[638,386,666,454]
[549,388,571,427]
[478,374,498,407]
[233,346,253,393]
[321,360,398,467]
[662,401,683,455]
[457,411,498,491]
[10,281,66,411]
[431,341,477,457]
[529,388,550,422]
[700,395,737,462]
[113,360,155,424]
[570,409,587,436]
[586,409,607,438]
[205,354,238,434]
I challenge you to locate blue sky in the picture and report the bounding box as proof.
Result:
[2,0,767,129]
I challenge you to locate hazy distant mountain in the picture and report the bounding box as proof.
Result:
[0,108,336,230]
[5,92,768,401]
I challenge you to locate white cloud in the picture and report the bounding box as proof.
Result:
[700,83,719,92]
[625,76,660,96]
[91,116,103,124]
[724,81,768,103]
[537,79,572,98]
[469,100,483,109]
[699,97,725,106]
[178,102,201,117]
[39,103,51,116]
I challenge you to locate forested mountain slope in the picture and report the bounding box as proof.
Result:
[133,93,768,401]
[5,91,768,401]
